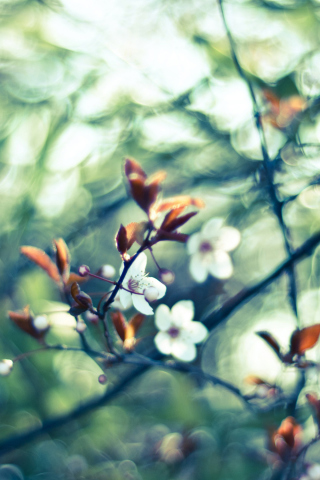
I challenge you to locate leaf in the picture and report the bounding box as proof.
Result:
[53,238,70,282]
[127,175,149,212]
[126,313,145,340]
[124,158,147,179]
[110,311,127,342]
[68,305,88,317]
[70,283,93,309]
[115,224,128,255]
[125,222,148,249]
[160,206,186,230]
[290,324,320,356]
[161,211,198,232]
[256,331,282,359]
[154,196,205,213]
[156,231,189,243]
[20,246,61,283]
[8,306,44,340]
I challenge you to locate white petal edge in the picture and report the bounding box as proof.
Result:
[202,218,224,238]
[171,300,194,326]
[130,252,147,275]
[171,339,197,362]
[182,321,208,343]
[208,250,233,279]
[187,232,201,255]
[216,226,241,252]
[155,304,172,331]
[119,289,132,308]
[189,254,208,283]
[154,331,173,355]
[145,277,166,300]
[132,293,154,315]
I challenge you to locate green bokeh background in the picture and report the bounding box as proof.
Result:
[2,0,320,478]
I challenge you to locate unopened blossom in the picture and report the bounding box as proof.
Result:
[33,315,50,332]
[0,359,13,376]
[100,264,116,278]
[154,300,208,362]
[187,218,240,283]
[119,253,166,315]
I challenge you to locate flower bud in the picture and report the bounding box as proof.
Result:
[100,264,116,279]
[76,321,87,333]
[98,374,107,384]
[144,286,159,302]
[85,311,100,324]
[159,269,175,285]
[33,315,50,332]
[78,265,90,277]
[0,359,13,376]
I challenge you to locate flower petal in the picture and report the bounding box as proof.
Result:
[171,339,196,362]
[181,321,208,343]
[130,252,147,275]
[145,277,166,300]
[216,226,241,252]
[155,304,172,331]
[119,289,132,309]
[113,291,132,310]
[208,250,233,279]
[202,218,224,239]
[132,293,154,315]
[154,331,173,355]
[171,301,194,326]
[187,232,201,255]
[189,253,208,283]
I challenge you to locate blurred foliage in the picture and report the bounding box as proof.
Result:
[2,0,320,478]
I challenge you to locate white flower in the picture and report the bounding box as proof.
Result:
[187,218,240,283]
[0,359,13,376]
[119,252,166,315]
[154,300,208,362]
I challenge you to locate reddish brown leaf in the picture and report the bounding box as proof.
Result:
[124,158,147,179]
[71,283,93,309]
[146,170,167,188]
[125,222,148,249]
[156,231,189,243]
[8,306,43,340]
[160,206,186,231]
[53,238,70,282]
[111,311,127,342]
[162,211,198,232]
[20,246,61,283]
[128,176,149,212]
[126,313,145,340]
[256,331,282,359]
[290,324,320,356]
[115,224,128,255]
[154,196,205,213]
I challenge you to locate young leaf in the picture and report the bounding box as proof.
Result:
[115,224,128,255]
[20,246,61,283]
[125,222,148,249]
[290,324,320,356]
[155,231,189,243]
[111,311,127,342]
[126,313,145,340]
[8,306,44,340]
[53,238,70,282]
[306,393,320,426]
[161,211,198,232]
[154,196,205,213]
[124,158,147,180]
[256,331,282,359]
[71,283,93,310]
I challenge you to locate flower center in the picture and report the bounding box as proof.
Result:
[168,327,180,338]
[199,241,213,253]
[128,278,140,292]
